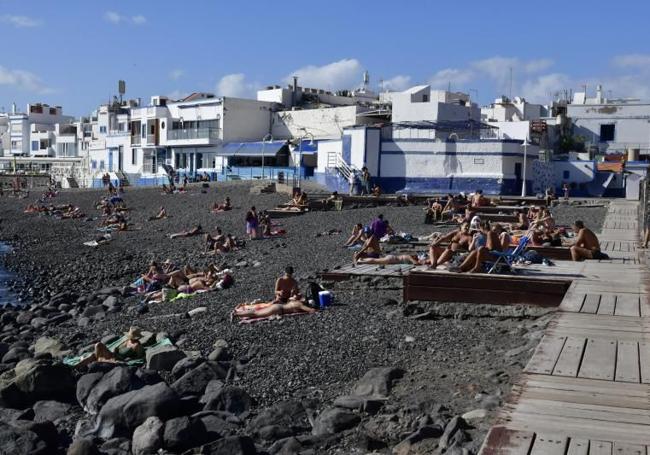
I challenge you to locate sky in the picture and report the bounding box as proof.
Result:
[1,0,650,116]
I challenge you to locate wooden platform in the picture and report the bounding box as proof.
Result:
[479,200,650,453]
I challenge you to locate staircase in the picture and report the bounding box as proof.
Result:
[65,177,79,189]
[115,171,130,187]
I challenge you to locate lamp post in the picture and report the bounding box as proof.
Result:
[296,130,314,188]
[521,135,529,197]
[261,133,273,180]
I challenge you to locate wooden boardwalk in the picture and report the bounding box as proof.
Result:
[480,200,650,454]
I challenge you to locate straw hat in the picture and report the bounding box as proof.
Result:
[126,326,142,341]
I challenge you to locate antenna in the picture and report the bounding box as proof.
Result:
[509,67,513,99]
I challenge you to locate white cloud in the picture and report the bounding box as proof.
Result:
[169,69,185,81]
[524,58,554,74]
[382,75,412,91]
[612,54,650,69]
[131,15,147,25]
[285,58,363,90]
[104,11,122,24]
[216,73,257,98]
[1,15,41,28]
[104,11,147,25]
[521,73,572,103]
[428,68,475,89]
[0,66,51,94]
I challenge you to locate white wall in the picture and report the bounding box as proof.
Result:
[552,161,595,184]
[272,106,360,140]
[489,121,531,141]
[221,98,273,142]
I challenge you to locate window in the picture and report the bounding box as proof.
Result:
[422,95,429,102]
[141,124,146,138]
[32,141,39,151]
[91,160,97,169]
[132,149,137,165]
[161,121,165,129]
[600,124,615,142]
[563,170,570,179]
[118,122,126,132]
[100,160,105,169]
[473,158,484,165]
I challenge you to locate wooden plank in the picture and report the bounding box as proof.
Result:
[597,295,616,315]
[479,427,534,454]
[566,438,589,455]
[612,442,646,455]
[639,342,650,384]
[588,440,612,455]
[615,295,641,317]
[581,294,600,314]
[616,341,641,383]
[530,434,568,455]
[525,336,566,374]
[577,338,617,381]
[553,337,586,377]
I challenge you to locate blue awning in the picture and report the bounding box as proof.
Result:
[290,140,318,155]
[215,141,288,157]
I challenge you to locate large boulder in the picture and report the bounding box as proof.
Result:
[96,382,181,439]
[203,385,251,416]
[194,412,238,441]
[66,437,100,455]
[145,345,186,371]
[352,367,403,399]
[33,337,68,358]
[14,361,75,403]
[0,421,48,454]
[76,372,105,411]
[131,416,163,455]
[84,366,143,414]
[32,400,72,423]
[163,416,205,452]
[100,437,131,455]
[198,436,257,455]
[311,408,360,436]
[247,401,310,441]
[172,362,226,397]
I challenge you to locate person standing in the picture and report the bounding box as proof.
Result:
[562,183,570,202]
[245,206,259,240]
[348,171,356,196]
[361,167,371,195]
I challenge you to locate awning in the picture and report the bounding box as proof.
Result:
[290,140,318,155]
[215,141,288,157]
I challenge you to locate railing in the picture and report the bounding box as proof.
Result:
[327,151,357,180]
[131,136,141,145]
[146,134,156,145]
[166,128,221,141]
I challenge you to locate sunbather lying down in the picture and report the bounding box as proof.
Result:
[233,298,316,321]
[356,254,424,265]
[76,327,145,368]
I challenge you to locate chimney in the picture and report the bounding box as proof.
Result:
[596,84,603,103]
[292,76,298,107]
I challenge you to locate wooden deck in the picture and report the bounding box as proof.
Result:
[479,200,650,454]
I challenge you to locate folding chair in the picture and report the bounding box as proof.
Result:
[487,235,530,274]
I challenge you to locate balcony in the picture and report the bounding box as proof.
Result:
[131,136,141,146]
[166,127,221,141]
[146,134,156,145]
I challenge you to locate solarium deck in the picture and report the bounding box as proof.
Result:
[479,200,650,454]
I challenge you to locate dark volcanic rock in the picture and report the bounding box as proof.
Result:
[96,382,181,439]
[203,385,252,416]
[312,407,360,436]
[84,366,143,414]
[247,400,310,441]
[163,416,205,452]
[0,421,48,454]
[14,361,75,403]
[131,416,163,455]
[352,367,404,398]
[198,435,257,455]
[32,399,72,422]
[172,362,226,397]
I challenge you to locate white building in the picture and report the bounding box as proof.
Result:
[312,85,536,195]
[567,85,650,156]
[7,103,74,157]
[481,96,549,141]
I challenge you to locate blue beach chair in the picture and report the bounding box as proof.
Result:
[487,235,530,274]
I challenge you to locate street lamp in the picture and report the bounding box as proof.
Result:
[521,135,529,197]
[296,130,314,189]
[261,133,273,180]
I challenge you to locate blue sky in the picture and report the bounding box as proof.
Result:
[2,0,649,115]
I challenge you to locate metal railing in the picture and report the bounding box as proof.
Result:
[166,128,221,141]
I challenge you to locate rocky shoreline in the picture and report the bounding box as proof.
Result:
[0,183,608,454]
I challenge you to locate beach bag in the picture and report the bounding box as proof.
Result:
[307,282,326,304]
[593,251,610,260]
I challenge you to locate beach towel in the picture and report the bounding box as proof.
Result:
[232,302,312,324]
